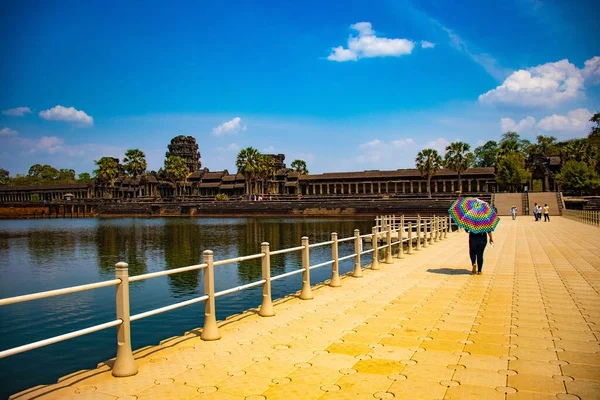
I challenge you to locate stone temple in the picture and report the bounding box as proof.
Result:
[165,135,201,173]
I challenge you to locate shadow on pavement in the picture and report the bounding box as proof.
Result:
[426,268,472,275]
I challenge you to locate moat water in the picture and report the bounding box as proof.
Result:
[0,217,374,399]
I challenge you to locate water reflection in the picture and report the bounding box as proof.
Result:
[162,220,202,297]
[94,222,149,278]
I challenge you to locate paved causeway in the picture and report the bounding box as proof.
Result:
[12,217,600,400]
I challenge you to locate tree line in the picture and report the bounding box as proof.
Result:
[2,112,598,196]
[415,112,600,197]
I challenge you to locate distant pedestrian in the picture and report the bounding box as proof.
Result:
[538,205,543,221]
[510,206,517,220]
[468,230,494,275]
[533,203,539,221]
[543,204,550,222]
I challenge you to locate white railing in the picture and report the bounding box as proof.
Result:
[563,209,600,227]
[0,215,452,377]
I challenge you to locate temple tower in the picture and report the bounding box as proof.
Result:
[165,136,201,172]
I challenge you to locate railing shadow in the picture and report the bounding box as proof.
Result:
[426,268,472,275]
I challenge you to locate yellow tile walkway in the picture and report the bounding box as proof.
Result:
[11,216,600,400]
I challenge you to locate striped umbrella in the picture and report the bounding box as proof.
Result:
[448,197,500,233]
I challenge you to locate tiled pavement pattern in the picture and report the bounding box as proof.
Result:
[11,216,600,400]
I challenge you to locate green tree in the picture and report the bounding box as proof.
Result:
[473,140,498,167]
[58,168,76,182]
[78,172,91,183]
[0,168,10,186]
[236,147,259,199]
[164,155,189,196]
[499,131,530,159]
[291,159,309,175]
[123,149,147,179]
[555,161,600,195]
[256,154,275,194]
[530,135,558,157]
[27,164,44,181]
[215,193,229,201]
[415,148,443,199]
[40,165,59,181]
[495,153,531,192]
[444,142,473,193]
[94,157,120,189]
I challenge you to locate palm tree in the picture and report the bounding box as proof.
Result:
[415,149,443,199]
[236,147,259,199]
[94,157,120,197]
[123,149,147,179]
[291,159,308,175]
[164,155,189,197]
[256,154,274,195]
[444,142,473,193]
[497,140,520,159]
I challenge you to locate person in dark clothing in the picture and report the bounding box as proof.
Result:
[469,230,494,275]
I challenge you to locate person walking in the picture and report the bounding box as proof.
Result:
[533,203,539,221]
[510,206,517,220]
[538,205,543,221]
[469,230,494,275]
[543,204,550,222]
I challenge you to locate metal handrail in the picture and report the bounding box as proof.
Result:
[0,319,122,358]
[0,279,121,306]
[270,245,304,255]
[129,264,206,282]
[0,213,453,378]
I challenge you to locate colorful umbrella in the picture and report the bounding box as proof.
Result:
[448,197,500,233]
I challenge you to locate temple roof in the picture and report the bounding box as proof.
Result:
[202,171,225,180]
[300,167,495,181]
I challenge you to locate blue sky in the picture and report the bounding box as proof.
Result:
[1,0,599,176]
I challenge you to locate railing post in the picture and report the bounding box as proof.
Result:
[112,262,138,377]
[300,236,313,299]
[429,219,434,245]
[444,216,448,238]
[330,232,341,287]
[408,222,413,254]
[416,215,422,251]
[259,242,275,317]
[398,216,405,259]
[353,229,363,277]
[433,216,438,242]
[201,250,221,340]
[437,217,442,241]
[385,226,393,264]
[371,227,380,270]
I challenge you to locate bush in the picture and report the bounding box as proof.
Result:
[215,193,229,201]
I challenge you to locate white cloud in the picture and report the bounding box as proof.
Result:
[212,117,246,136]
[0,127,19,136]
[423,138,450,153]
[478,59,586,107]
[498,108,593,137]
[440,26,510,81]
[500,116,536,133]
[391,138,416,147]
[582,56,600,84]
[262,146,276,153]
[33,136,64,154]
[537,108,593,133]
[216,143,239,152]
[2,107,31,116]
[355,137,421,166]
[327,22,415,62]
[420,40,435,49]
[39,105,94,126]
[359,139,382,149]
